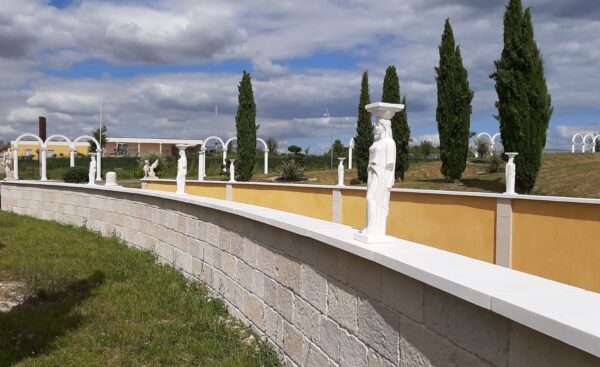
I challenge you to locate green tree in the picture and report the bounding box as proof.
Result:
[89,125,107,153]
[436,19,474,182]
[354,71,373,182]
[420,139,434,159]
[234,71,257,181]
[381,66,411,181]
[331,139,346,159]
[475,138,490,158]
[490,0,552,193]
[287,145,302,155]
[266,137,278,155]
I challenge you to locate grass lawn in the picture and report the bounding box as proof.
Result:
[249,153,600,198]
[0,212,281,367]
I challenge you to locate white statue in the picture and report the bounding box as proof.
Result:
[3,147,14,180]
[176,145,189,195]
[354,102,404,244]
[229,159,236,182]
[88,155,97,185]
[504,152,518,195]
[337,157,346,186]
[143,159,159,179]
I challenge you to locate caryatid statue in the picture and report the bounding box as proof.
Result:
[354,102,404,243]
[3,147,14,180]
[88,155,97,185]
[176,145,189,195]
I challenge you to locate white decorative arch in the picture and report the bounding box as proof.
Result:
[74,135,102,181]
[222,137,270,175]
[476,132,501,154]
[572,133,584,153]
[39,134,72,180]
[198,136,225,181]
[593,135,600,153]
[583,134,594,153]
[13,133,44,180]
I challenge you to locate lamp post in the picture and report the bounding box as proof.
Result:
[324,108,332,170]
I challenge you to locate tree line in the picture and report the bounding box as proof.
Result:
[353,0,551,193]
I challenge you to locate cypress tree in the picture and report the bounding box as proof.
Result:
[354,71,373,183]
[490,0,552,193]
[382,66,411,181]
[235,71,257,181]
[436,19,474,182]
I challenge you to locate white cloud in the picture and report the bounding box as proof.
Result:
[0,0,599,152]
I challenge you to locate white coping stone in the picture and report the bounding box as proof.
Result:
[139,178,600,205]
[3,180,600,358]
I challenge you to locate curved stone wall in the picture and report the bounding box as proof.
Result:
[1,181,599,367]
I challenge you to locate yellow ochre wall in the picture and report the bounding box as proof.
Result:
[341,189,366,229]
[233,184,333,221]
[146,181,177,193]
[13,143,90,159]
[186,182,226,200]
[387,192,497,263]
[512,200,600,292]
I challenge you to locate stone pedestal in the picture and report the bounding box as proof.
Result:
[105,172,118,186]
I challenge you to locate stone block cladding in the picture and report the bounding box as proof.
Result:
[1,183,599,367]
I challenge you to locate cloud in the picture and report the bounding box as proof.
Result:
[0,0,599,152]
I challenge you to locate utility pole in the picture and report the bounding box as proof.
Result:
[324,108,332,170]
[99,98,103,155]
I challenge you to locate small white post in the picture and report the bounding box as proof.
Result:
[198,148,205,181]
[264,150,269,174]
[229,159,236,182]
[69,144,76,167]
[13,147,19,180]
[504,152,518,195]
[337,157,346,186]
[106,171,118,186]
[40,145,47,181]
[96,152,102,181]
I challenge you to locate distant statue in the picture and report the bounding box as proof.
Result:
[337,158,346,186]
[504,152,518,195]
[143,159,159,179]
[354,102,403,243]
[3,147,14,180]
[176,146,188,195]
[88,155,97,185]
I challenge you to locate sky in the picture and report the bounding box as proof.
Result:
[1,0,599,152]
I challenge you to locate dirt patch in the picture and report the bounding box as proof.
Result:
[0,281,27,312]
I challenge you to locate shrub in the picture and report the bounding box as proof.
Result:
[63,167,89,183]
[488,152,502,173]
[278,159,305,181]
[475,138,490,158]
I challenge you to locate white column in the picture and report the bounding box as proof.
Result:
[593,144,597,153]
[96,152,102,181]
[69,144,76,167]
[40,146,47,181]
[13,148,19,180]
[571,143,575,153]
[348,147,353,169]
[223,150,227,171]
[137,143,141,156]
[159,143,162,154]
[198,148,205,181]
[264,150,269,174]
[581,143,586,153]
